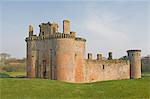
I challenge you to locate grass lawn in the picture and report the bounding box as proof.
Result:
[142,72,150,77]
[0,71,26,78]
[0,76,150,99]
[3,72,26,77]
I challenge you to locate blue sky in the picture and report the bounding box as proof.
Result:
[0,0,149,59]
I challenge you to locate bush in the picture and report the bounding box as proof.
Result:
[2,65,25,72]
[142,66,150,72]
[0,73,11,78]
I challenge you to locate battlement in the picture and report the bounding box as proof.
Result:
[85,52,129,64]
[26,33,86,42]
[87,52,114,61]
[28,20,71,37]
[86,59,129,64]
[39,22,59,36]
[26,20,86,42]
[25,20,141,83]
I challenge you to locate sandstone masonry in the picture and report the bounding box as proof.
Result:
[25,20,141,83]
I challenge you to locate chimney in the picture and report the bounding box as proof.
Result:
[108,52,113,60]
[29,25,33,36]
[97,54,102,60]
[88,53,92,60]
[63,20,70,34]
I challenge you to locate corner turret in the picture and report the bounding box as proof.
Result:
[127,50,141,79]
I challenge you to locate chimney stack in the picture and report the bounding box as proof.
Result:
[97,54,102,60]
[108,52,113,60]
[88,53,92,60]
[29,25,33,36]
[63,20,70,34]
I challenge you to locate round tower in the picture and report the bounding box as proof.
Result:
[127,50,141,79]
[54,38,75,82]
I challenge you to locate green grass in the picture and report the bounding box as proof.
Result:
[0,73,11,78]
[142,72,150,77]
[3,71,26,77]
[0,71,26,77]
[0,77,149,99]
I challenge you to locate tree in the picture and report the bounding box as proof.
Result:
[0,53,11,61]
[119,56,128,60]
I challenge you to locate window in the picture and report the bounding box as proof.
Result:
[75,54,77,59]
[103,65,105,69]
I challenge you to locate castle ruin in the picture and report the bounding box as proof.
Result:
[25,20,141,83]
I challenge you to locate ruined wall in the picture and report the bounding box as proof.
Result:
[26,36,37,78]
[35,38,59,79]
[74,38,86,82]
[84,60,130,83]
[35,39,49,79]
[26,36,55,79]
[26,33,86,82]
[26,20,139,83]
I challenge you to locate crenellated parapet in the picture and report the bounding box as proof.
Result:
[39,22,59,36]
[85,52,128,64]
[85,52,129,68]
[26,20,86,42]
[48,33,76,39]
[85,59,129,64]
[26,33,86,43]
[97,54,102,60]
[26,32,86,41]
[25,35,38,41]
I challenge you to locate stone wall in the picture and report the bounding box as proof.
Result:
[84,60,130,83]
[55,38,75,82]
[127,50,141,79]
[26,39,37,77]
[26,20,141,83]
[74,40,86,82]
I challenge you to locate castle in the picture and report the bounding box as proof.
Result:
[25,20,141,83]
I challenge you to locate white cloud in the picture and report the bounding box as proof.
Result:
[81,4,132,58]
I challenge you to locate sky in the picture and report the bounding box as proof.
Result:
[0,0,149,59]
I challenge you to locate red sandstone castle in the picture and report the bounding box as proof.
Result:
[25,20,141,83]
